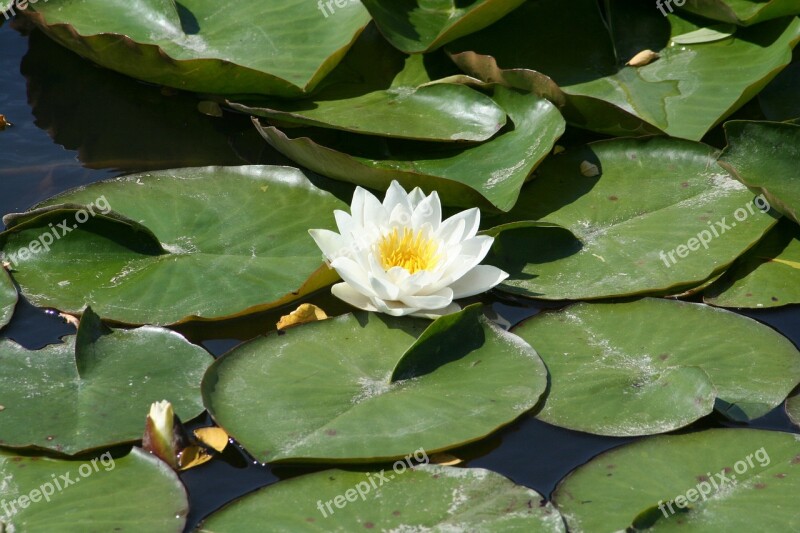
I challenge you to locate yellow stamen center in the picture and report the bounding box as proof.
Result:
[378,228,439,274]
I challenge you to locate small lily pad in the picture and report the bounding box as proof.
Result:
[0,166,346,325]
[553,428,800,531]
[0,448,188,532]
[704,219,800,308]
[203,305,547,463]
[197,465,565,532]
[256,86,565,211]
[0,308,213,454]
[512,298,800,436]
[485,137,777,300]
[671,24,737,44]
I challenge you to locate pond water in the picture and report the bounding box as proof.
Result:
[1,19,798,531]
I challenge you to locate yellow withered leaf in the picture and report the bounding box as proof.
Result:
[178,446,213,471]
[770,258,800,270]
[277,303,328,330]
[194,426,230,453]
[626,49,660,67]
[429,453,464,466]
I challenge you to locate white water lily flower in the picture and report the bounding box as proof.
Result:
[310,181,508,318]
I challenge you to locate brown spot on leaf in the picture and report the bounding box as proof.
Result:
[325,429,337,436]
[775,473,787,478]
[364,522,375,529]
[608,195,618,201]
[659,353,670,361]
[754,483,767,489]
[681,182,690,188]
[392,511,401,516]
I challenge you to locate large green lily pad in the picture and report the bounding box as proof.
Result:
[203,305,547,463]
[704,219,800,308]
[678,0,800,26]
[197,465,564,532]
[0,268,16,330]
[0,448,188,532]
[0,166,345,325]
[361,0,526,53]
[719,120,800,225]
[553,428,800,531]
[256,86,565,211]
[0,308,213,454]
[513,299,800,436]
[230,26,506,142]
[485,137,778,300]
[27,0,371,97]
[448,0,800,139]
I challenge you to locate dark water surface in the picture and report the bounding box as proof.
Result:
[1,19,798,531]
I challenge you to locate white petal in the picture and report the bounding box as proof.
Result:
[388,203,413,227]
[308,229,346,261]
[350,187,369,227]
[408,187,426,209]
[410,302,461,319]
[437,208,480,245]
[383,181,411,213]
[412,191,442,230]
[367,254,400,301]
[399,287,454,310]
[448,265,509,298]
[442,235,495,281]
[329,257,376,297]
[331,283,378,312]
[334,210,355,235]
[364,190,389,228]
[372,298,419,316]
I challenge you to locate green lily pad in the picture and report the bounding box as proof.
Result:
[27,0,371,97]
[704,219,800,308]
[0,166,346,325]
[197,466,563,531]
[230,25,506,142]
[0,448,187,532]
[448,0,800,139]
[719,120,800,225]
[196,464,564,532]
[203,305,547,463]
[255,86,565,211]
[360,0,526,53]
[0,308,213,454]
[553,428,800,531]
[512,298,800,436]
[678,0,800,26]
[484,137,778,300]
[0,268,16,330]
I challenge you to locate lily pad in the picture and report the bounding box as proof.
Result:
[677,0,800,26]
[448,0,800,139]
[0,308,213,454]
[704,219,800,308]
[0,448,188,532]
[255,86,565,211]
[512,298,800,436]
[553,428,800,531]
[360,0,526,53]
[230,25,506,142]
[26,0,371,97]
[719,120,800,225]
[197,464,564,532]
[0,268,16,330]
[0,166,346,325]
[484,137,778,300]
[202,305,547,463]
